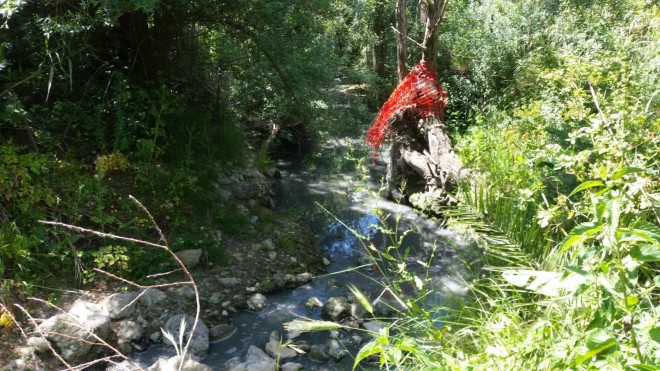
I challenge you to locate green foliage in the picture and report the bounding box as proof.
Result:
[0,223,36,279]
[213,204,250,237]
[431,0,660,369]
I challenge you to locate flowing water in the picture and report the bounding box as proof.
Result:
[134,138,473,370]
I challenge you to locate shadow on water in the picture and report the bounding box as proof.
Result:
[134,137,474,370]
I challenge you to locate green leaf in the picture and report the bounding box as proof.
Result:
[348,284,373,314]
[502,269,591,296]
[626,295,639,307]
[630,244,660,262]
[576,330,616,366]
[650,327,660,344]
[569,180,605,197]
[630,220,660,244]
[562,223,603,252]
[611,167,648,180]
[353,339,384,370]
[627,364,660,371]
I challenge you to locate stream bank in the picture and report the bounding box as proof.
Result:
[3,138,474,371]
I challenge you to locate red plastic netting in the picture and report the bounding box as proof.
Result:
[365,61,448,151]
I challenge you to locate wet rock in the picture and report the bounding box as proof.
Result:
[304,296,323,310]
[322,297,351,321]
[247,293,268,311]
[175,249,203,268]
[351,301,369,319]
[103,292,138,320]
[150,331,161,343]
[264,331,297,360]
[223,345,275,371]
[309,344,329,363]
[327,339,348,361]
[295,272,313,284]
[373,297,397,317]
[358,254,374,266]
[323,257,331,266]
[163,314,209,359]
[147,356,212,371]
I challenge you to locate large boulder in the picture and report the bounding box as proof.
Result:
[68,299,112,338]
[103,292,138,320]
[36,300,111,363]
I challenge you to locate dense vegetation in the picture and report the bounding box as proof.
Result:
[1,0,659,369]
[359,0,660,369]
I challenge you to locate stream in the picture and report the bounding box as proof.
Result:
[134,137,472,370]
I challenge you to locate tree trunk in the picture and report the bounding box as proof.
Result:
[419,0,447,64]
[384,0,409,199]
[395,0,409,82]
[372,0,389,104]
[384,0,463,212]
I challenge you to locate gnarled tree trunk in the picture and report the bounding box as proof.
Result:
[384,0,464,212]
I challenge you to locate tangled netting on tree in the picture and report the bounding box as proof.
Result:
[365,61,448,151]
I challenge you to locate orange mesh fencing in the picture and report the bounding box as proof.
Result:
[365,61,448,151]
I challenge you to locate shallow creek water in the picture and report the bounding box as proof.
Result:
[135,138,472,370]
